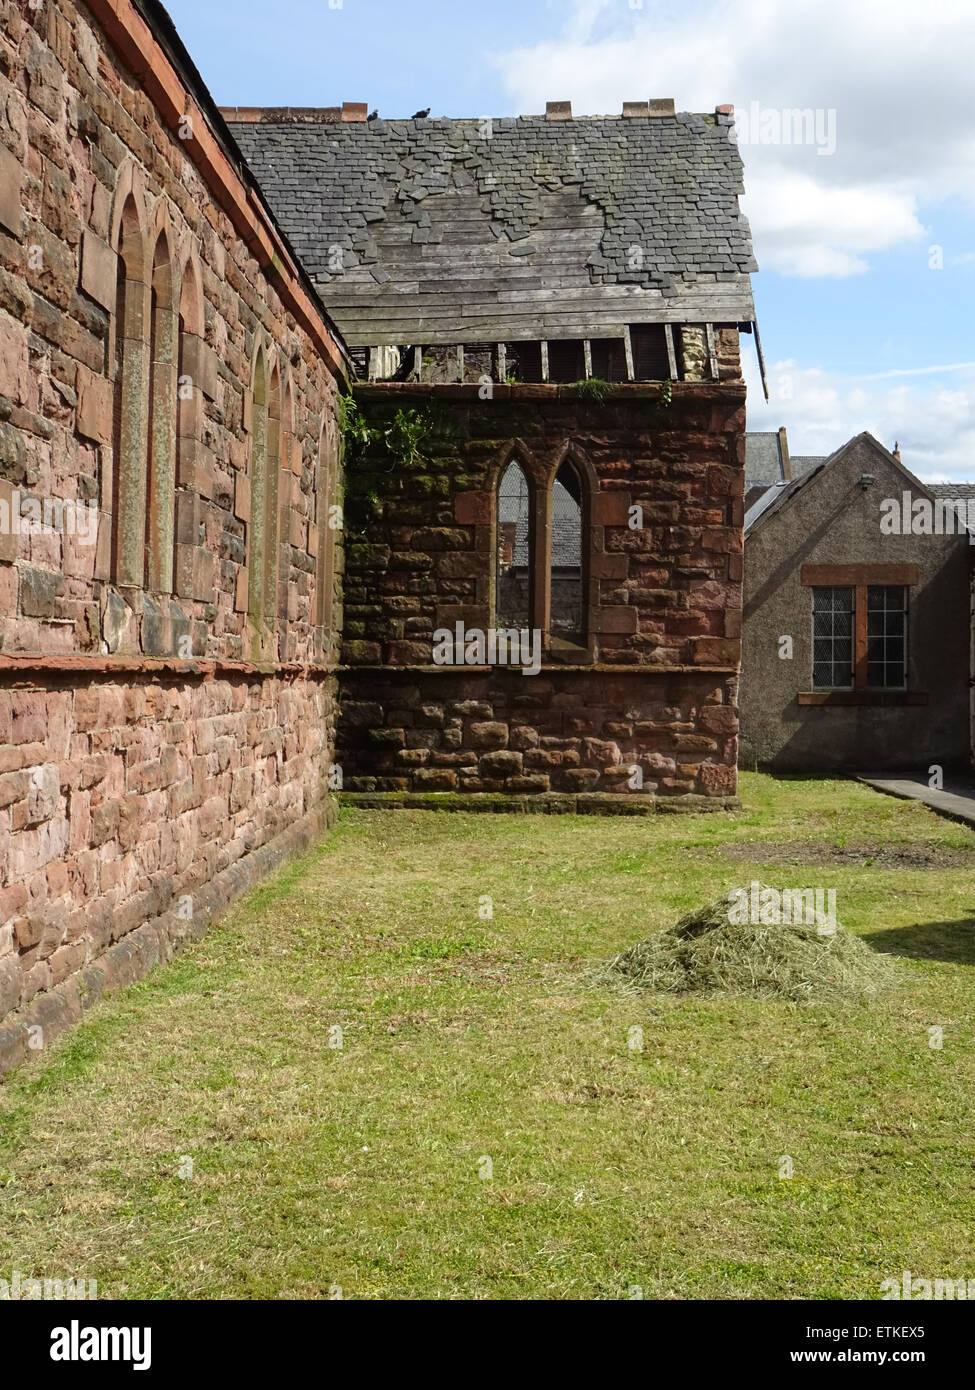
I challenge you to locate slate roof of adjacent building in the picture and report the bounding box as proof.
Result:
[745,431,826,488]
[930,482,975,500]
[743,479,791,530]
[744,432,786,485]
[744,433,975,538]
[790,454,828,478]
[743,465,832,534]
[744,437,860,535]
[225,110,758,347]
[499,466,581,567]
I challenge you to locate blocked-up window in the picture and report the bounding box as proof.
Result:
[812,587,854,689]
[146,230,177,594]
[867,585,907,688]
[248,349,270,636]
[111,192,148,588]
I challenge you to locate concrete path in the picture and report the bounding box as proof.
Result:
[858,772,975,830]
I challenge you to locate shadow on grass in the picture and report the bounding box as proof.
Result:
[867,916,975,965]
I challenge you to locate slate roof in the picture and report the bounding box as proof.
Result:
[790,454,828,478]
[930,483,975,499]
[744,434,975,538]
[743,480,790,530]
[744,432,785,485]
[744,464,830,535]
[227,112,757,347]
[745,432,826,487]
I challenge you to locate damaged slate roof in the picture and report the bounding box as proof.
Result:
[226,111,758,347]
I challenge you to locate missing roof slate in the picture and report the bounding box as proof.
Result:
[228,112,757,347]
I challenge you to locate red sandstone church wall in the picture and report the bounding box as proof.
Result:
[0,0,346,1058]
[338,381,744,802]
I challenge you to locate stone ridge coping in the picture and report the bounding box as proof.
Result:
[339,664,740,676]
[0,655,337,681]
[220,110,724,127]
[0,794,339,1080]
[341,791,740,816]
[353,382,747,402]
[86,0,351,385]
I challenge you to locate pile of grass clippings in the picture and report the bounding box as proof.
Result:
[598,888,899,1003]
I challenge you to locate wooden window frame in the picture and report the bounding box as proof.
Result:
[799,564,921,706]
[809,585,855,691]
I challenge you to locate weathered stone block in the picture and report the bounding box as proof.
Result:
[368,727,406,748]
[180,333,217,402]
[0,422,28,483]
[453,491,491,525]
[234,472,250,524]
[342,640,382,664]
[411,769,456,790]
[691,636,740,666]
[19,565,62,618]
[469,721,508,749]
[592,492,631,526]
[0,145,23,239]
[595,606,638,635]
[386,640,431,664]
[563,768,601,791]
[410,528,469,551]
[80,231,117,313]
[90,799,120,847]
[508,774,550,792]
[698,705,737,735]
[0,478,20,562]
[76,365,113,445]
[0,311,28,406]
[479,750,522,776]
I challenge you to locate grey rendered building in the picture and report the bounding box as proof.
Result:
[741,433,974,772]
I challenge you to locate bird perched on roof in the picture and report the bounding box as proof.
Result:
[412,108,431,119]
[367,110,379,121]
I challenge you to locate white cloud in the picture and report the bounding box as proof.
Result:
[741,172,924,277]
[491,0,975,279]
[491,0,975,471]
[857,363,975,381]
[743,351,975,479]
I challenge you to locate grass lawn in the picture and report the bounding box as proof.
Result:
[1,772,974,1300]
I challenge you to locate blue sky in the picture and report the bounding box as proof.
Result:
[166,0,975,478]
